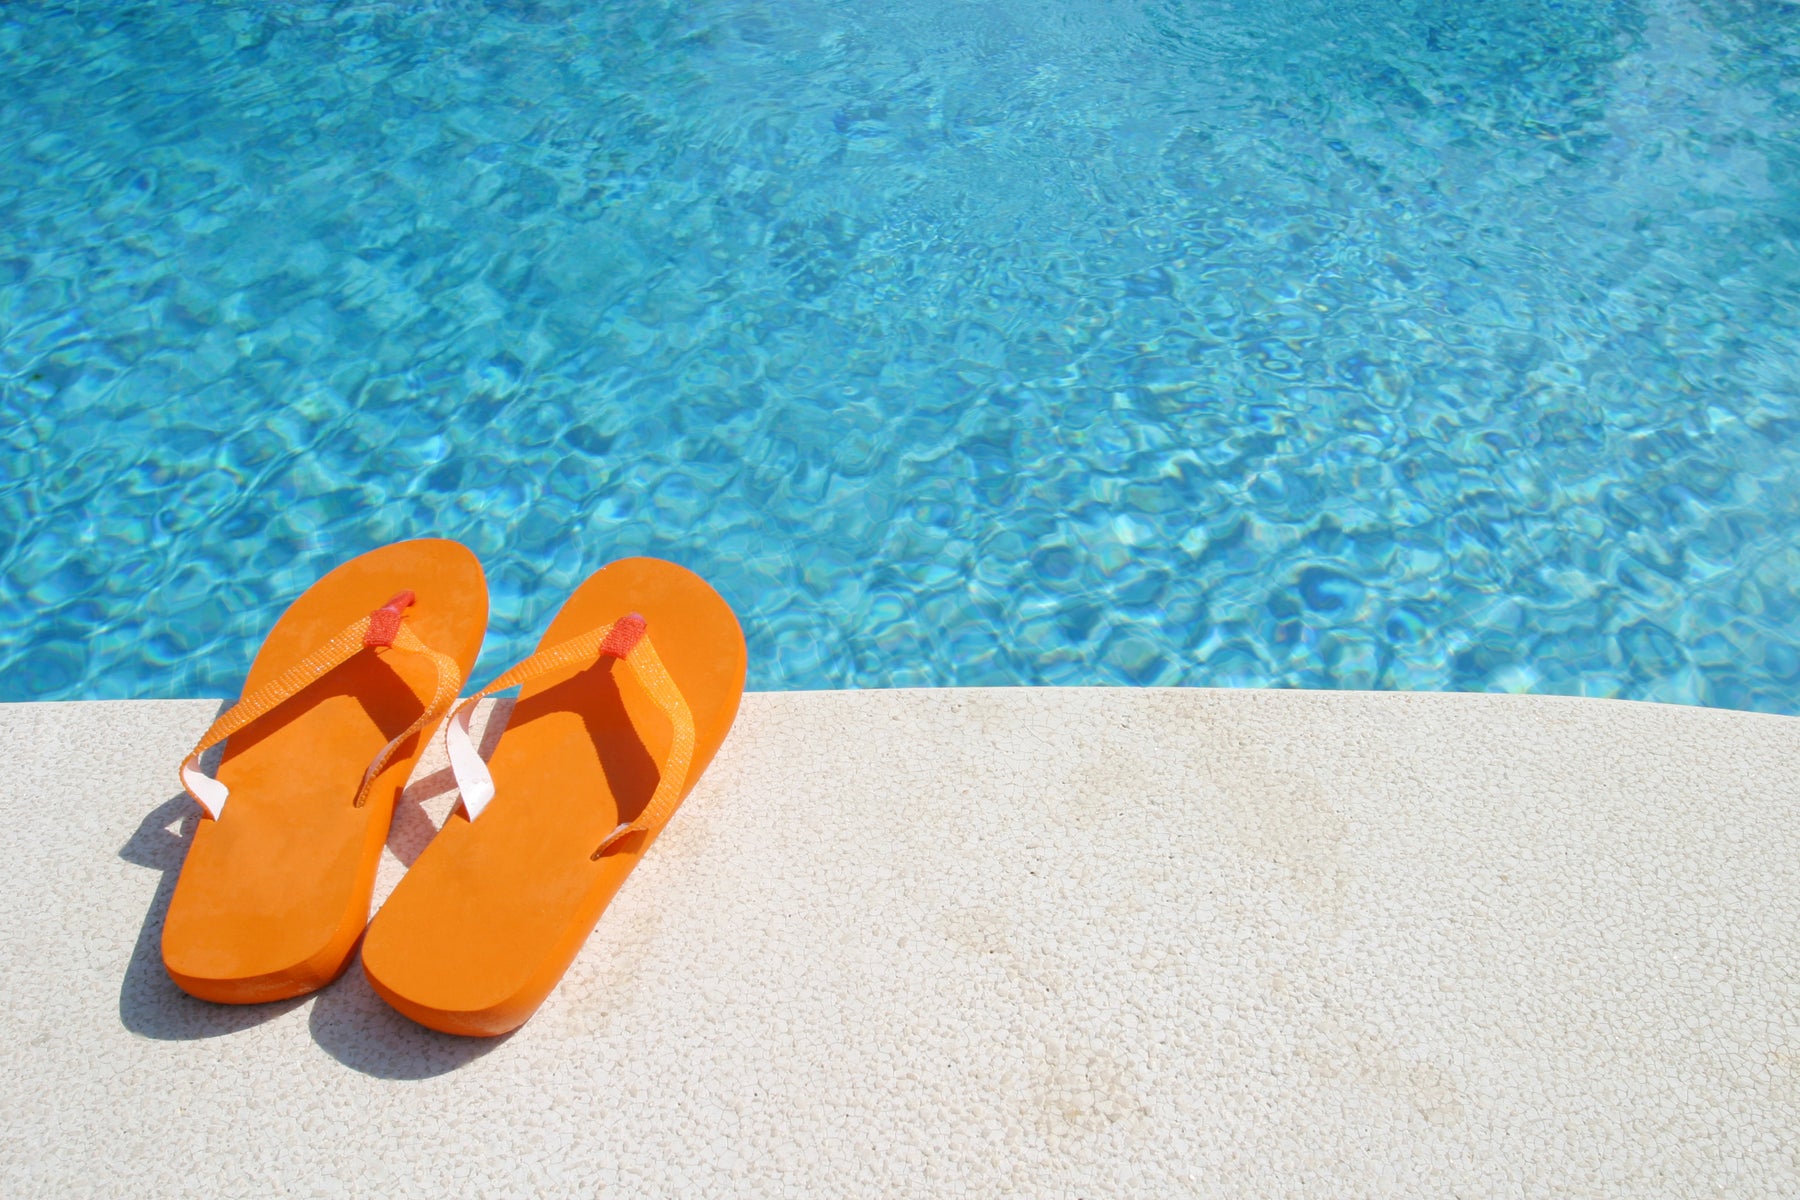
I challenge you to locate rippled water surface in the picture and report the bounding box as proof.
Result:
[3,0,1799,706]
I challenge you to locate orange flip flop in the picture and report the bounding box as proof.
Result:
[162,539,487,1004]
[361,557,746,1036]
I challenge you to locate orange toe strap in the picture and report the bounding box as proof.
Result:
[443,612,697,860]
[179,591,464,820]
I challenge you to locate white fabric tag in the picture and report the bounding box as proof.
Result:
[445,702,497,820]
[181,763,229,820]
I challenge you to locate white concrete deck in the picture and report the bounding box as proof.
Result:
[0,688,1796,1197]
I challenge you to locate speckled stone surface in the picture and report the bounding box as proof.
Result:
[0,689,1796,1197]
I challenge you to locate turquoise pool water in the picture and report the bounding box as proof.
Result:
[3,0,1799,708]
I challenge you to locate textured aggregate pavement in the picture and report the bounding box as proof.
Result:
[1,689,1796,1197]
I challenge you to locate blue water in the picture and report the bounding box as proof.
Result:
[3,1,1799,708]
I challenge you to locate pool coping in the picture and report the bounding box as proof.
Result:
[2,686,1796,1196]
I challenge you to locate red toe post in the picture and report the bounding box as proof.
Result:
[598,612,647,659]
[364,591,417,648]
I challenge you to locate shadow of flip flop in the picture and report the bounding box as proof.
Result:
[308,958,512,1079]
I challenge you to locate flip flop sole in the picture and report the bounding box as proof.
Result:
[162,539,487,1004]
[361,557,746,1036]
